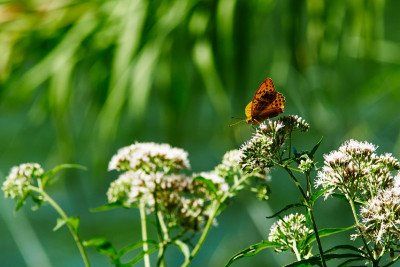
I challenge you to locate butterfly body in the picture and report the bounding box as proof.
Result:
[245,78,285,124]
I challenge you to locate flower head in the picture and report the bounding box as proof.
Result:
[215,149,244,180]
[106,170,155,207]
[2,163,44,199]
[359,185,400,248]
[240,116,310,175]
[298,155,314,173]
[315,140,398,200]
[268,213,313,258]
[108,142,190,174]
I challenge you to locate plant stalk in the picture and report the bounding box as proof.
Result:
[30,187,90,267]
[307,207,327,267]
[348,197,377,265]
[181,174,251,267]
[283,169,327,267]
[181,200,219,267]
[139,202,151,267]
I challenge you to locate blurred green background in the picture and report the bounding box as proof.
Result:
[1,0,400,266]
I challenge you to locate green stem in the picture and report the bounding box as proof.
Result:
[181,200,219,267]
[30,186,90,267]
[139,202,151,267]
[308,207,327,267]
[282,169,327,267]
[181,174,251,267]
[291,240,302,261]
[348,198,376,265]
[156,210,169,267]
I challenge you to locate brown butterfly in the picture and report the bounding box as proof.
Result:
[245,78,285,124]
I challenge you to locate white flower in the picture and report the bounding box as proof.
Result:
[240,115,310,175]
[106,170,154,207]
[339,140,376,157]
[215,149,244,179]
[315,140,398,200]
[298,155,314,173]
[198,171,229,192]
[268,213,313,258]
[359,185,400,247]
[108,142,190,173]
[2,163,44,199]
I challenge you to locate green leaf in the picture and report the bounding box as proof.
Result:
[30,194,44,211]
[310,188,328,205]
[266,203,306,219]
[309,136,323,157]
[14,196,27,212]
[53,218,67,231]
[225,241,278,267]
[193,176,217,194]
[124,247,158,265]
[53,217,80,232]
[118,240,157,257]
[325,244,364,255]
[285,253,364,266]
[338,258,365,267]
[67,216,80,232]
[90,202,124,212]
[83,237,118,260]
[304,225,355,247]
[42,164,87,187]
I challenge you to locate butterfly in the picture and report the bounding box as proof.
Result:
[245,77,285,125]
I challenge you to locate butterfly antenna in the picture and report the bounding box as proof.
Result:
[229,119,246,127]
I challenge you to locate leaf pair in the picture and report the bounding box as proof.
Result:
[225,226,355,266]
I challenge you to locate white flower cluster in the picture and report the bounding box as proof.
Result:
[108,142,190,173]
[298,155,314,173]
[240,116,310,175]
[280,115,310,132]
[315,140,400,200]
[359,184,400,247]
[107,142,221,230]
[268,213,313,258]
[2,163,44,199]
[106,170,156,207]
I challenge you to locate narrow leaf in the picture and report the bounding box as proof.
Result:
[83,238,118,259]
[310,188,328,205]
[286,253,364,267]
[90,202,124,212]
[225,241,278,267]
[266,203,306,219]
[325,244,365,255]
[125,247,158,265]
[53,218,67,231]
[304,225,355,246]
[118,240,157,257]
[338,258,365,267]
[310,136,323,157]
[42,164,87,186]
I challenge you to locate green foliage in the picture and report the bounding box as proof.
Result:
[1,0,400,266]
[225,241,279,267]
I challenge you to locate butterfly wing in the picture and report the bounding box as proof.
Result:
[245,101,253,123]
[251,78,277,117]
[256,92,285,121]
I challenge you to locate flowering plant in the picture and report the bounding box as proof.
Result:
[226,116,400,267]
[3,116,400,266]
